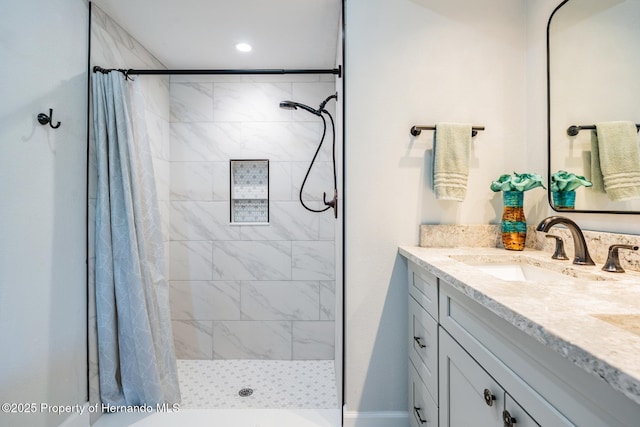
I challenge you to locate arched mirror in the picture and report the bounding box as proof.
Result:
[547,0,640,213]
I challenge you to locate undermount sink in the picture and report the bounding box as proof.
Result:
[472,262,571,282]
[449,254,610,282]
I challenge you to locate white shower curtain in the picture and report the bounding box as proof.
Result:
[92,71,180,406]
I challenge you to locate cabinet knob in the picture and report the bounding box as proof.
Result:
[413,406,427,424]
[483,388,496,407]
[413,336,427,348]
[502,410,517,427]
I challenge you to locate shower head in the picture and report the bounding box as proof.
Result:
[279,101,298,110]
[280,93,338,117]
[279,100,322,116]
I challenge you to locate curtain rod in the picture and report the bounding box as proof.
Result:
[93,65,342,77]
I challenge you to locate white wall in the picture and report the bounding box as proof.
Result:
[344,0,527,420]
[0,1,89,426]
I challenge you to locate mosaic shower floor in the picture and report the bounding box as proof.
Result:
[177,359,339,409]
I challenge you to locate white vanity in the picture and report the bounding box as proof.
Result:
[400,246,640,427]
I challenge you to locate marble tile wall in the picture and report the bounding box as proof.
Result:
[88,5,171,418]
[169,74,337,360]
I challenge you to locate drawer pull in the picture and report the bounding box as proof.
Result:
[413,336,427,348]
[483,388,496,406]
[502,410,517,427]
[413,406,428,424]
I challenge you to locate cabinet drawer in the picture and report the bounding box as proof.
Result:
[409,295,438,403]
[409,359,438,427]
[408,261,438,320]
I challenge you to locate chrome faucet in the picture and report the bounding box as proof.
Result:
[536,216,595,265]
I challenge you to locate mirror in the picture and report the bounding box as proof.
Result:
[547,0,640,213]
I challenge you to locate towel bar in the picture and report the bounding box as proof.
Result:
[567,124,640,136]
[410,125,485,137]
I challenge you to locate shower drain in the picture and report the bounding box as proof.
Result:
[238,387,254,397]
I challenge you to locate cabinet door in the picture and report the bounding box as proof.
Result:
[503,394,540,427]
[439,284,578,427]
[439,329,503,427]
[409,295,438,403]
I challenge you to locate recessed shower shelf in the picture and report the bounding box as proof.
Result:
[230,160,269,224]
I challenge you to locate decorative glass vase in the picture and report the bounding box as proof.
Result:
[501,190,526,251]
[552,190,576,210]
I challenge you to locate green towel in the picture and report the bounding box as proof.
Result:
[590,130,605,193]
[592,121,640,201]
[433,123,472,201]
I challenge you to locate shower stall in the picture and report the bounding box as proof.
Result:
[88,3,343,424]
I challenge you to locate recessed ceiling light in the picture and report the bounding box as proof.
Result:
[235,42,252,53]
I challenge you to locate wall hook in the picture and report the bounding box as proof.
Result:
[37,109,61,129]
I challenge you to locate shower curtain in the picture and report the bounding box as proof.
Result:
[92,71,180,406]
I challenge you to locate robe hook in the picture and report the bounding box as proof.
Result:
[37,109,61,129]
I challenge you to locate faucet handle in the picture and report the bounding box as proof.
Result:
[545,234,569,260]
[602,244,639,273]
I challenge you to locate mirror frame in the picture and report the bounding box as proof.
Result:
[546,0,640,215]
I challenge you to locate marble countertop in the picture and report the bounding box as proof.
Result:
[398,245,640,406]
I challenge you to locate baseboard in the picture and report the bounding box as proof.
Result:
[57,402,90,427]
[342,408,409,427]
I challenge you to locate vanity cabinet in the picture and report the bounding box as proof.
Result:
[408,262,439,426]
[405,257,640,427]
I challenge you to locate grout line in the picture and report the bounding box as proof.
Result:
[289,320,294,360]
[210,320,214,360]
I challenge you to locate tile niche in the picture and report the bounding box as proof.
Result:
[230,159,269,224]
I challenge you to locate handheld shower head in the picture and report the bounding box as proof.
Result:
[279,101,298,110]
[280,93,338,116]
[278,93,339,218]
[279,100,321,116]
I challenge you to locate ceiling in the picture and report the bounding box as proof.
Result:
[93,0,342,69]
